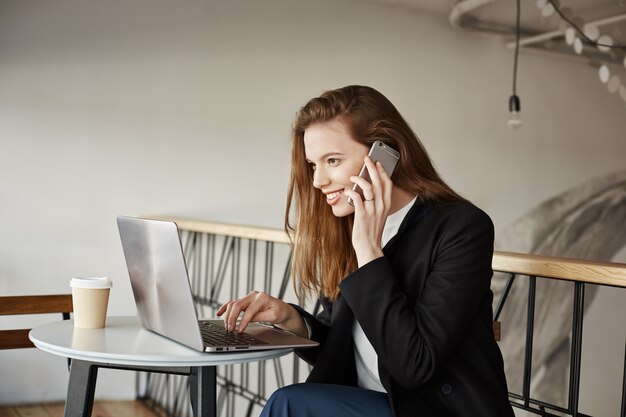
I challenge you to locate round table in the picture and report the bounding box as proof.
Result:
[30,316,291,417]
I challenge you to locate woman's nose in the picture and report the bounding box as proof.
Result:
[312,167,330,189]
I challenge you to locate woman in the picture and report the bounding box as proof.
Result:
[218,85,514,417]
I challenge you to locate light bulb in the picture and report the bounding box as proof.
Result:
[507,112,522,130]
[507,95,522,130]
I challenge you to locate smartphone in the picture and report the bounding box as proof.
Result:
[348,141,400,206]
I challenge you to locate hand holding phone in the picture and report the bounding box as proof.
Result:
[348,141,400,206]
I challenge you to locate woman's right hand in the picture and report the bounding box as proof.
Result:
[216,291,308,338]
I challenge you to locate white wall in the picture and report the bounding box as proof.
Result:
[1,0,624,413]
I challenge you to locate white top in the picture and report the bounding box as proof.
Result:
[353,197,417,392]
[29,316,291,368]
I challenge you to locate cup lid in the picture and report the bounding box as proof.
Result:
[70,277,113,289]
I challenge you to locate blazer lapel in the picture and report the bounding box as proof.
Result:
[331,293,354,324]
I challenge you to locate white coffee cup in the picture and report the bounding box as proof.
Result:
[70,277,113,329]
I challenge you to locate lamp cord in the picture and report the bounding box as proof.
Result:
[547,0,626,50]
[512,0,520,96]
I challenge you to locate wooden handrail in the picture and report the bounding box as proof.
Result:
[146,216,291,244]
[148,216,626,288]
[492,251,626,288]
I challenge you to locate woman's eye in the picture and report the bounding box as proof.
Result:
[327,158,340,166]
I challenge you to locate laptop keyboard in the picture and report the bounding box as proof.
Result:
[199,321,269,347]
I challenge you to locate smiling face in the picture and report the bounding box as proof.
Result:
[303,119,369,217]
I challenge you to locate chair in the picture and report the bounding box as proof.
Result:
[0,294,73,350]
[493,320,501,342]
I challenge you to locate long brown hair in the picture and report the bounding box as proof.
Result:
[285,85,464,302]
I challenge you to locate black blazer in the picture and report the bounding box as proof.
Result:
[293,200,514,417]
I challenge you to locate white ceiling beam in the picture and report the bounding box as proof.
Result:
[505,12,626,49]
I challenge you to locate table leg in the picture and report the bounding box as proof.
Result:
[64,359,98,417]
[189,366,217,417]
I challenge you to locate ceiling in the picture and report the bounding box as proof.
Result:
[364,0,626,65]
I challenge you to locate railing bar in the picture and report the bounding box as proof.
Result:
[186,375,192,417]
[228,383,236,417]
[216,385,228,417]
[200,233,208,306]
[189,233,196,298]
[179,375,190,417]
[172,374,186,416]
[180,230,190,258]
[265,242,274,294]
[259,359,266,398]
[184,231,197,268]
[247,233,257,413]
[211,236,234,302]
[148,374,159,405]
[245,400,255,417]
[163,374,172,416]
[158,374,167,416]
[169,375,177,416]
[209,236,232,301]
[243,238,253,393]
[247,240,257,294]
[235,363,243,404]
[229,240,235,301]
[278,253,292,300]
[568,282,585,416]
[206,234,215,310]
[293,355,300,383]
[243,239,254,396]
[243,239,253,390]
[170,374,177,417]
[153,374,167,415]
[494,273,516,321]
[134,371,142,400]
[509,402,586,417]
[273,357,285,388]
[173,375,179,416]
[223,383,230,417]
[523,275,536,407]
[243,361,249,395]
[237,234,245,400]
[210,235,227,301]
[225,365,234,417]
[190,233,199,299]
[509,402,552,416]
[141,372,151,399]
[193,232,202,297]
[231,237,240,301]
[185,232,194,296]
[509,392,578,415]
[198,233,213,315]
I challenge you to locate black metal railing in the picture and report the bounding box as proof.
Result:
[136,218,626,417]
[492,252,626,417]
[136,219,312,417]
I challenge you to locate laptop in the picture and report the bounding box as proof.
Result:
[116,215,318,352]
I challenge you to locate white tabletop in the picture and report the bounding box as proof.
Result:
[29,316,292,368]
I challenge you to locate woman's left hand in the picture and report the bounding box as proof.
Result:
[344,156,393,267]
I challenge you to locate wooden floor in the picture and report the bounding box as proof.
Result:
[0,400,164,417]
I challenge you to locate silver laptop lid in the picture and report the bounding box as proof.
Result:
[117,215,204,351]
